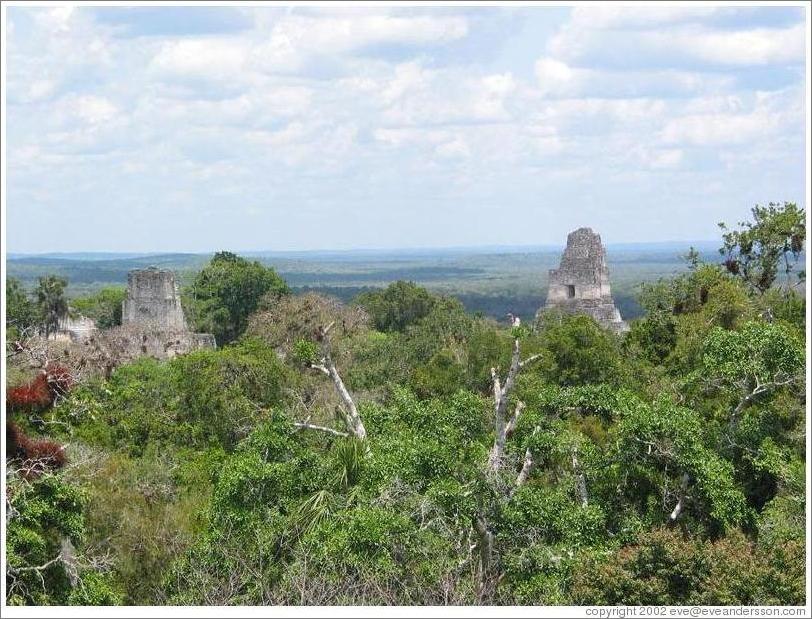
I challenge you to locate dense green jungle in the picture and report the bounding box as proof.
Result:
[6,241,726,322]
[4,203,807,606]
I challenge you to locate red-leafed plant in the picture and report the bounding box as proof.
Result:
[5,421,67,477]
[7,373,52,410]
[6,364,73,412]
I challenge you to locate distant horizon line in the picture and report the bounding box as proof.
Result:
[6,239,722,259]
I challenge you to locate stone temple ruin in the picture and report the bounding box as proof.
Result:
[42,267,215,380]
[542,227,629,333]
[119,266,215,355]
[122,267,188,330]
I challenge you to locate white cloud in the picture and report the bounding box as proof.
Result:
[72,95,119,124]
[5,6,807,252]
[151,38,250,80]
[268,14,467,54]
[253,14,467,73]
[550,11,805,68]
[379,63,517,126]
[535,57,575,93]
[649,148,684,169]
[535,56,735,98]
[34,6,77,34]
[659,89,800,146]
[661,110,775,146]
[644,24,806,66]
[568,6,720,29]
[435,138,470,159]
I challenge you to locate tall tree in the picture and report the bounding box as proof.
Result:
[185,251,289,345]
[719,202,805,294]
[6,277,38,337]
[34,275,69,339]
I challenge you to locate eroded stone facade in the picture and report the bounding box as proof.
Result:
[542,227,628,333]
[122,267,187,330]
[118,266,215,358]
[50,315,97,343]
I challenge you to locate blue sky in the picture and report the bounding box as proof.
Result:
[4,5,807,253]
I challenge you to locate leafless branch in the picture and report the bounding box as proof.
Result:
[294,420,349,438]
[669,472,690,523]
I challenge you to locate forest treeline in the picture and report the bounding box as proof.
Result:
[4,202,807,606]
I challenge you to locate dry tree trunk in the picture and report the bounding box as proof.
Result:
[299,322,367,440]
[669,472,690,523]
[476,337,542,600]
[514,426,539,490]
[487,339,541,474]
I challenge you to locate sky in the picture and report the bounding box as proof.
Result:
[4,4,808,253]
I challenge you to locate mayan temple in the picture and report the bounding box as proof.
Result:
[542,227,629,333]
[122,267,187,330]
[120,266,216,354]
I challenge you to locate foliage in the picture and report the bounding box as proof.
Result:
[34,275,69,338]
[6,277,38,338]
[7,364,73,412]
[59,339,289,453]
[67,572,124,605]
[71,287,126,329]
[569,528,804,605]
[7,373,55,412]
[246,292,369,355]
[185,251,289,345]
[355,281,437,332]
[616,397,748,531]
[701,321,804,392]
[719,202,805,294]
[6,473,83,604]
[535,312,624,387]
[7,207,806,606]
[76,446,216,603]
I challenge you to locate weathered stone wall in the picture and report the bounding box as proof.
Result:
[90,325,215,361]
[122,267,187,330]
[542,227,629,333]
[50,315,97,343]
[39,325,216,381]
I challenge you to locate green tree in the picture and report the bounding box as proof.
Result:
[355,281,437,332]
[536,312,624,386]
[570,528,803,605]
[71,287,126,329]
[6,277,38,337]
[34,275,69,338]
[6,472,122,606]
[701,321,804,427]
[60,338,290,454]
[719,202,805,294]
[185,251,289,345]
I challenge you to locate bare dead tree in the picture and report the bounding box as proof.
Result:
[486,338,541,474]
[475,337,542,601]
[293,416,350,438]
[297,322,367,441]
[514,425,539,490]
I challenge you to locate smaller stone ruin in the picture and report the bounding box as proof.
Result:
[116,266,215,357]
[50,315,97,343]
[542,227,629,333]
[122,267,187,330]
[20,268,217,382]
